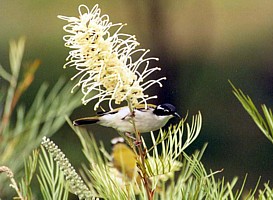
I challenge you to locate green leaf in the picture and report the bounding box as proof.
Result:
[19,149,39,199]
[258,183,273,199]
[229,80,273,144]
[144,112,202,179]
[37,146,69,200]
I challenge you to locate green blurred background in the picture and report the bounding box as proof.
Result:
[1,0,273,192]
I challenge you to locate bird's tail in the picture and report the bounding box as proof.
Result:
[73,117,99,126]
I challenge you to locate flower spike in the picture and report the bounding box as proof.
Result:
[58,4,165,110]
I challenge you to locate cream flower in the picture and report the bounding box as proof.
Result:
[41,137,92,199]
[58,4,165,110]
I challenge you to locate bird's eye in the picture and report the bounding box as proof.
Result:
[159,105,170,112]
[154,105,172,116]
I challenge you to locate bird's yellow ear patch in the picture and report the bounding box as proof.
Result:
[111,137,137,180]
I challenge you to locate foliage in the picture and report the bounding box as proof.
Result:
[37,146,69,200]
[19,150,39,199]
[41,137,92,199]
[0,38,81,198]
[43,116,203,200]
[25,125,272,200]
[230,81,273,144]
[228,81,273,200]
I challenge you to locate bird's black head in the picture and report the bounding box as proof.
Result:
[153,103,181,118]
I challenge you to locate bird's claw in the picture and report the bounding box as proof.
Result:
[125,132,142,146]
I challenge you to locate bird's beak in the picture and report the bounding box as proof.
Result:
[173,112,181,119]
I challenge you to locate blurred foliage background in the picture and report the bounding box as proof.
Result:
[1,0,272,191]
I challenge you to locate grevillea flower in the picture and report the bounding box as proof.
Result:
[58,4,165,110]
[41,137,92,199]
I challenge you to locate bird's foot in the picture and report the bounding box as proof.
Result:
[134,139,142,146]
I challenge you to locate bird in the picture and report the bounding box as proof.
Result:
[73,103,180,133]
[110,137,138,180]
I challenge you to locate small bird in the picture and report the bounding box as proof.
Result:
[73,103,180,133]
[110,137,138,180]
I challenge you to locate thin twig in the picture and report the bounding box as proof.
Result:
[127,100,153,200]
[0,166,25,200]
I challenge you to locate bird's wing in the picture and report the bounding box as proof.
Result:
[96,104,156,116]
[135,104,156,111]
[97,109,119,116]
[120,104,156,121]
